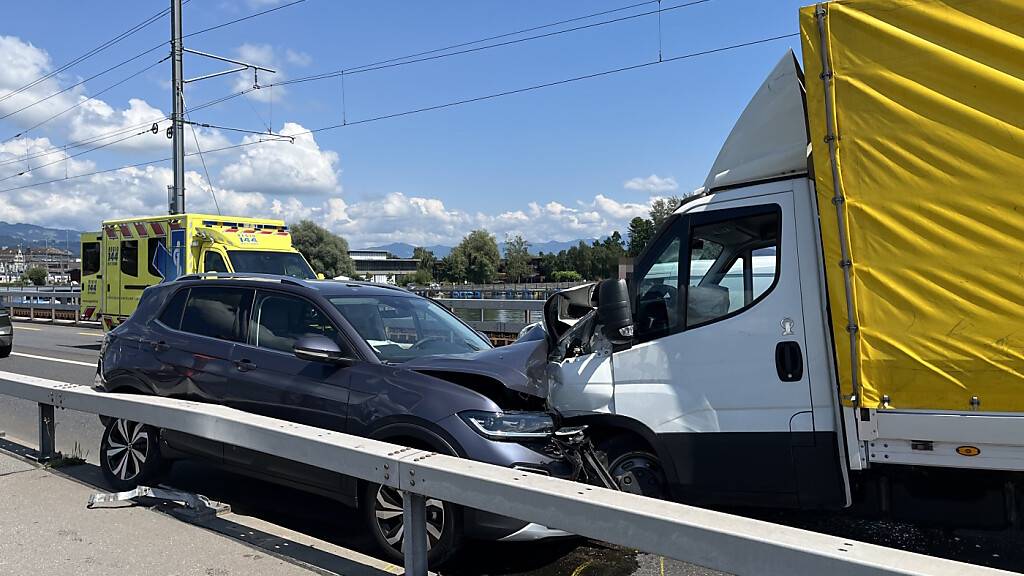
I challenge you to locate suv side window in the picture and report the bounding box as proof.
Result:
[180,286,252,342]
[158,288,189,330]
[251,291,341,353]
[204,251,229,273]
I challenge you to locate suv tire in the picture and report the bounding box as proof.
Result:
[361,480,462,567]
[0,344,10,358]
[100,418,165,491]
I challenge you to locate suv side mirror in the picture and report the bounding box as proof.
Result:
[597,279,633,346]
[294,335,354,365]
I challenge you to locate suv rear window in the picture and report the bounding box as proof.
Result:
[158,289,189,330]
[180,286,253,342]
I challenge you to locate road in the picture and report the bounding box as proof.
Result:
[2,322,1022,575]
[0,321,715,576]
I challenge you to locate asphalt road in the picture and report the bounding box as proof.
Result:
[0,321,717,576]
[2,323,1022,575]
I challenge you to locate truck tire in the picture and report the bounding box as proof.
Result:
[601,436,668,499]
[99,418,165,491]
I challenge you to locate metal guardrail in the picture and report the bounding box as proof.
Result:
[0,289,84,323]
[0,369,1006,576]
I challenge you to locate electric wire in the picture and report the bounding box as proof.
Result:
[0,5,170,105]
[268,0,714,89]
[0,127,153,184]
[0,32,799,196]
[2,57,169,144]
[183,0,306,39]
[182,98,220,215]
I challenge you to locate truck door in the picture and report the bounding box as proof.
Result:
[612,185,845,507]
[103,234,121,323]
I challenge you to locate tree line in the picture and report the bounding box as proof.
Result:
[290,196,684,284]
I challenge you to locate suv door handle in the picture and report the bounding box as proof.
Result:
[235,359,257,372]
[775,341,803,382]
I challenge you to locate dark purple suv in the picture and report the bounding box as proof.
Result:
[96,274,573,564]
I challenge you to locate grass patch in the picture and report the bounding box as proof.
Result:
[46,441,89,468]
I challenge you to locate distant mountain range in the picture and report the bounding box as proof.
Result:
[0,221,82,256]
[364,239,601,259]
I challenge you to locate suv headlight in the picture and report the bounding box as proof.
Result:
[459,410,554,440]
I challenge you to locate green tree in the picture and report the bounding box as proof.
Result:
[450,229,500,283]
[627,217,656,257]
[290,220,355,278]
[412,247,436,282]
[650,195,683,228]
[24,266,47,286]
[503,234,532,283]
[550,270,583,282]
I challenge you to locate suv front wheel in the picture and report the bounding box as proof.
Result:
[361,481,462,566]
[99,418,165,491]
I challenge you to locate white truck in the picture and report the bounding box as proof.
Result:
[529,0,1024,523]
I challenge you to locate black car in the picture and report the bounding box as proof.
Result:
[0,305,11,357]
[96,274,572,564]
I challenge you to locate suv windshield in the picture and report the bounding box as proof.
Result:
[329,295,490,363]
[228,250,316,279]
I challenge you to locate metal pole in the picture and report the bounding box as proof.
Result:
[170,0,185,214]
[402,492,429,576]
[38,403,55,461]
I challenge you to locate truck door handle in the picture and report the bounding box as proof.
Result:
[235,359,257,372]
[775,341,803,382]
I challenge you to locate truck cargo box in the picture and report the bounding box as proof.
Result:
[800,1,1024,411]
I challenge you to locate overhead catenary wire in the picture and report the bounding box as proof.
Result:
[2,57,169,144]
[0,127,153,184]
[0,32,799,195]
[267,0,714,89]
[0,5,171,105]
[182,98,220,215]
[0,0,302,126]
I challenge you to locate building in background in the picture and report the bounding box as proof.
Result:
[0,246,74,284]
[348,249,418,284]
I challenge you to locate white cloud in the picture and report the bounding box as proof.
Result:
[624,174,678,192]
[219,122,340,196]
[285,49,312,67]
[0,35,80,129]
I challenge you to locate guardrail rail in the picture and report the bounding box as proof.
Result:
[0,370,1009,576]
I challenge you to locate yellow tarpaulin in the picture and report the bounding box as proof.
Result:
[800,0,1024,411]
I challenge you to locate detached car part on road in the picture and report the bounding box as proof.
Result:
[95,274,605,565]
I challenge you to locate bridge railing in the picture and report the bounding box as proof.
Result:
[0,288,84,323]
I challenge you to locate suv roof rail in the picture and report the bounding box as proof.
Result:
[175,272,308,287]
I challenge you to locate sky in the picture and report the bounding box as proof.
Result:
[0,0,809,249]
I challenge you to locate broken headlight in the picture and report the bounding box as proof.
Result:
[459,410,554,441]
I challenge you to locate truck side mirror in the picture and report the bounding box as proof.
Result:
[597,279,633,346]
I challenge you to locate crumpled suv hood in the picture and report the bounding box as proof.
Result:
[401,338,549,399]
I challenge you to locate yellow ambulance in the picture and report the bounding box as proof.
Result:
[80,214,316,329]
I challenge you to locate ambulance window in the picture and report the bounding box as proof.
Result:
[685,207,780,328]
[147,237,165,277]
[120,240,139,277]
[204,251,229,273]
[82,242,100,276]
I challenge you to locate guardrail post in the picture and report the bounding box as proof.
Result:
[38,403,55,461]
[402,492,429,576]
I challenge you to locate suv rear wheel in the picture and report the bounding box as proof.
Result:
[0,343,10,358]
[100,418,165,491]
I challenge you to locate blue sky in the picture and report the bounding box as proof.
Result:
[0,0,808,247]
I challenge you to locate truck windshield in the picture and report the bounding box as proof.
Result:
[227,250,316,279]
[329,295,491,363]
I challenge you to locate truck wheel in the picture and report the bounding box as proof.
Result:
[100,418,165,491]
[601,437,667,499]
[361,481,462,567]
